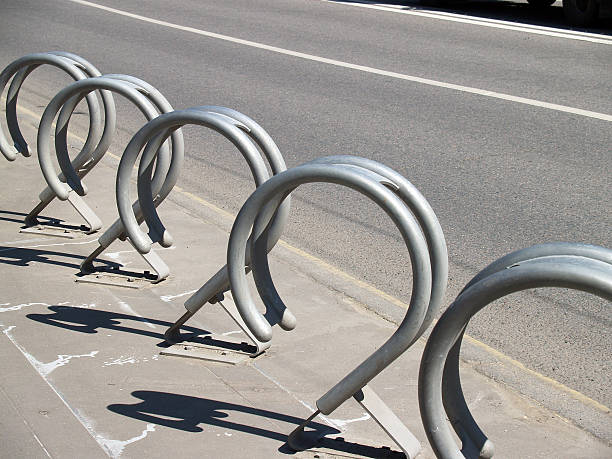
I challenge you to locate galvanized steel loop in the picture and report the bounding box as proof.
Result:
[0,52,107,162]
[116,107,267,254]
[36,75,178,201]
[419,244,612,459]
[226,159,441,414]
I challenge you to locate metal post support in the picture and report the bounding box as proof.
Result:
[418,244,612,459]
[225,160,448,457]
[34,75,182,284]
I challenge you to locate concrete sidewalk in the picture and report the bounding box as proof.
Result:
[0,102,610,458]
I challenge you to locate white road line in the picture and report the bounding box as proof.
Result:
[325,0,612,44]
[67,0,612,122]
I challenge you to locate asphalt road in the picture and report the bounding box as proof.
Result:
[1,0,610,428]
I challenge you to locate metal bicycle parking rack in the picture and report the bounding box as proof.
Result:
[0,51,115,237]
[419,242,612,459]
[34,73,184,286]
[221,156,449,458]
[112,105,296,357]
[3,51,611,459]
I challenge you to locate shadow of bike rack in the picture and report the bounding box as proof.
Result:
[419,242,612,459]
[0,51,115,236]
[222,156,449,458]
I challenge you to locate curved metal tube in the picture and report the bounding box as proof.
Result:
[197,106,292,271]
[117,107,267,253]
[459,242,612,295]
[36,76,177,201]
[118,107,297,330]
[6,52,115,180]
[227,161,437,414]
[50,74,179,199]
[296,155,447,339]
[134,106,291,253]
[418,244,612,459]
[0,52,105,161]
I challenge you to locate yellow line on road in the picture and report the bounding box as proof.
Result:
[9,101,611,415]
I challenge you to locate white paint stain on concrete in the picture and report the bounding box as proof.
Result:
[96,424,156,457]
[0,302,49,313]
[104,356,137,366]
[0,238,98,254]
[470,392,485,409]
[160,289,197,303]
[38,351,99,376]
[3,326,98,377]
[0,301,98,313]
[0,237,49,245]
[0,324,156,458]
[103,354,159,366]
[2,326,109,455]
[328,413,371,428]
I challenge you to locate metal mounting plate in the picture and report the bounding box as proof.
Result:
[160,340,252,365]
[75,271,158,289]
[20,223,91,239]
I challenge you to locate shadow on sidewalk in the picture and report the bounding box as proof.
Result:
[27,305,206,343]
[0,245,118,270]
[26,305,256,352]
[0,209,61,226]
[107,390,403,457]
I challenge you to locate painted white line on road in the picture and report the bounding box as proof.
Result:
[325,0,612,44]
[67,0,612,122]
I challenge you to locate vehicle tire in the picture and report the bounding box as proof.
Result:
[527,0,556,7]
[563,0,599,26]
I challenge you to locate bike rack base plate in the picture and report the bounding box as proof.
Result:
[75,272,158,289]
[305,442,403,458]
[20,223,91,239]
[160,340,252,365]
